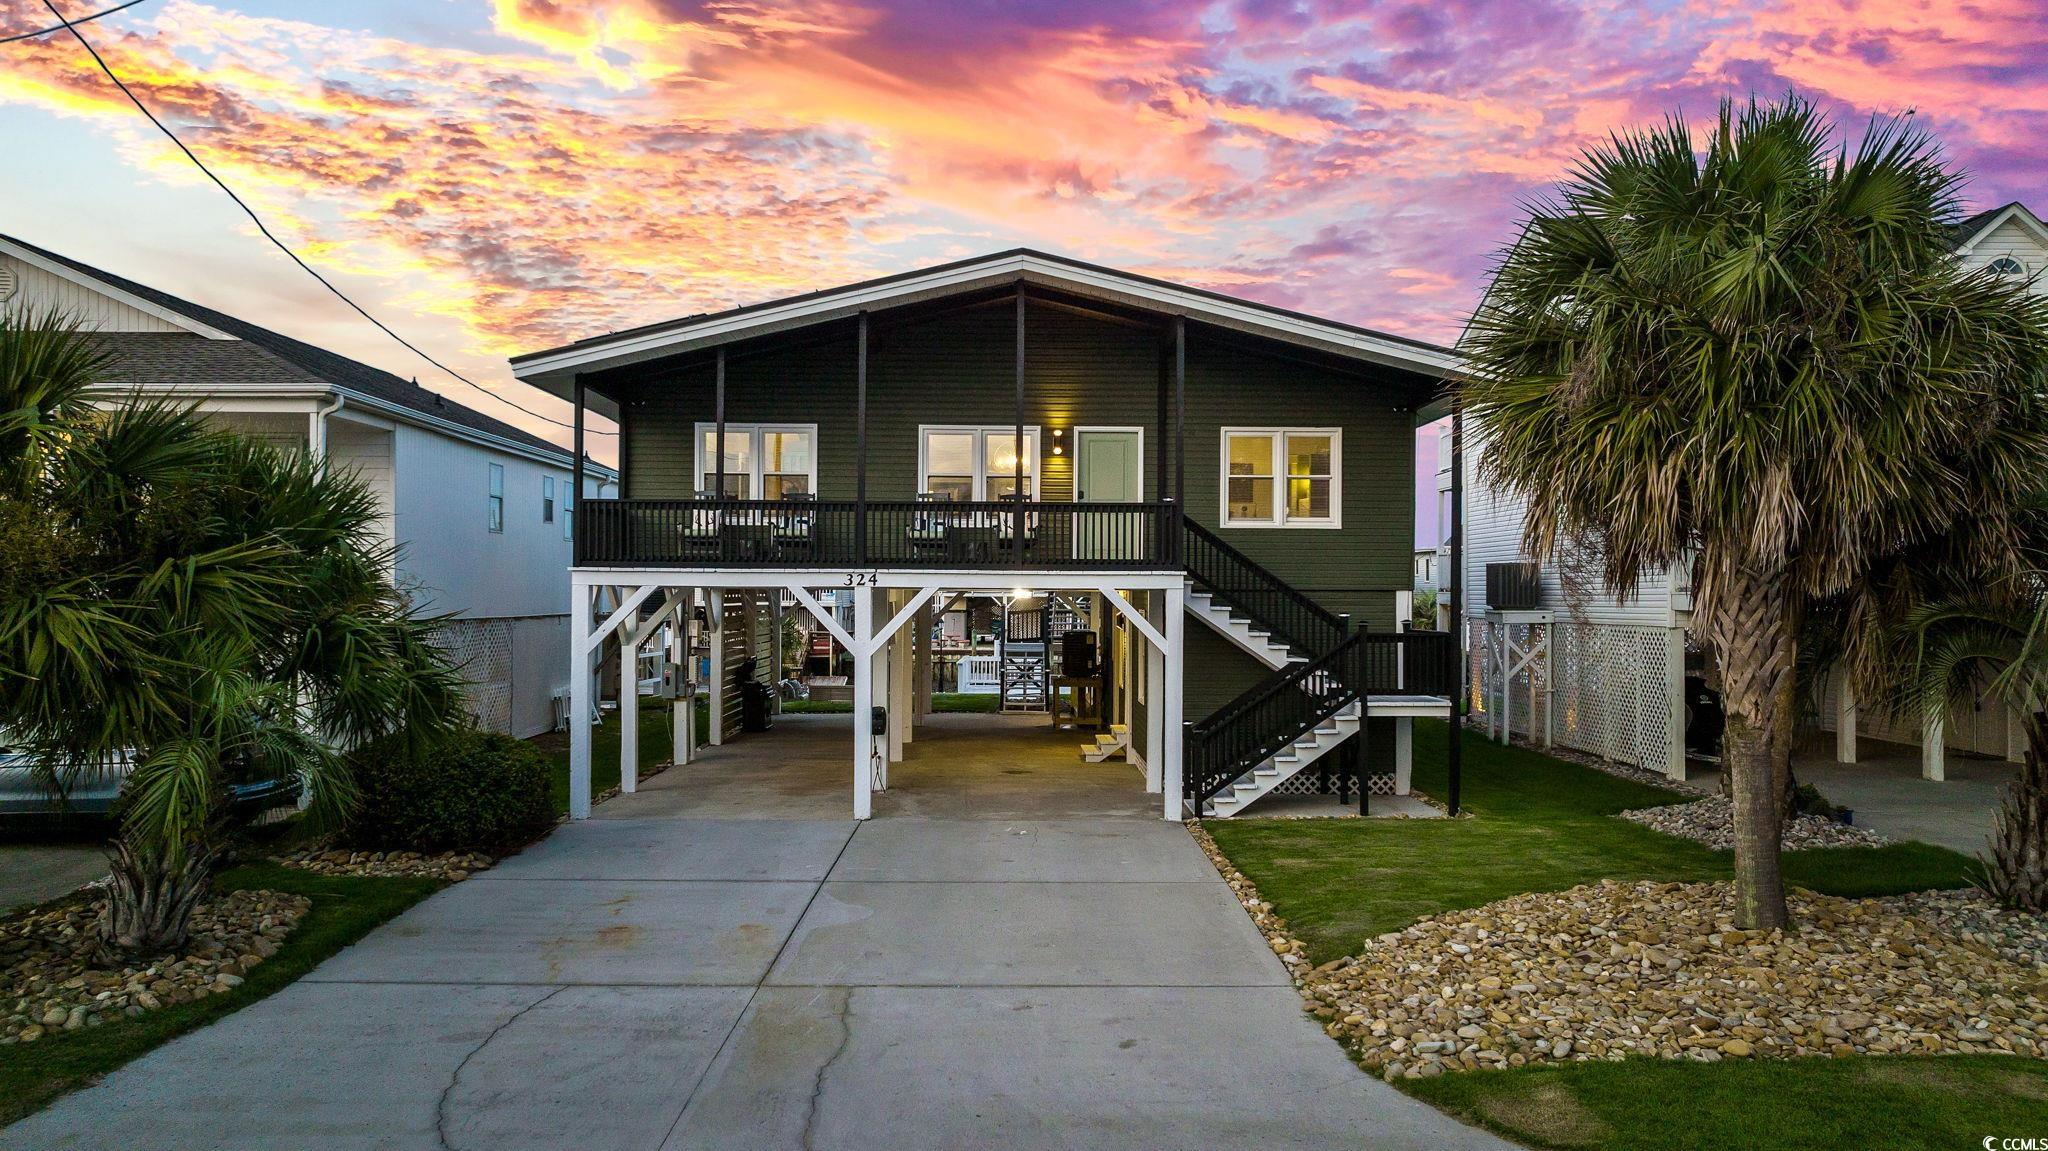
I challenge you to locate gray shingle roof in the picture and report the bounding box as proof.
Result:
[3,233,570,459]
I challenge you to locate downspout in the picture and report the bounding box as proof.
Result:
[310,393,344,475]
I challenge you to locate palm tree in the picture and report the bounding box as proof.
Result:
[0,311,462,953]
[1903,586,2048,911]
[1459,95,2048,928]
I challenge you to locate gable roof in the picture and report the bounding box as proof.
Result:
[509,248,1462,398]
[0,233,574,461]
[1950,202,2048,255]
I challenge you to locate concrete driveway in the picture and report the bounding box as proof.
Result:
[6,715,1504,1150]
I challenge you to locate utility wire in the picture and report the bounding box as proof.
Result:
[35,0,609,437]
[1,0,146,44]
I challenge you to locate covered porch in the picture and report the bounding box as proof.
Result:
[567,568,1188,822]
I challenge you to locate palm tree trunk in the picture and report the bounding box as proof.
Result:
[1700,566,1792,930]
[100,837,216,958]
[1980,713,2048,913]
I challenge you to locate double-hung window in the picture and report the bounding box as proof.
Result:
[1220,428,1340,527]
[919,426,1039,501]
[542,475,556,523]
[487,463,505,532]
[562,485,574,541]
[693,424,817,499]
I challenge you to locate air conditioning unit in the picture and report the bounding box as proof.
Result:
[1486,562,1542,611]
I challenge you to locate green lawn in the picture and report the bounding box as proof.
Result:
[532,702,708,814]
[0,861,442,1125]
[783,692,999,714]
[1203,722,2011,1151]
[1404,1053,2048,1151]
[1206,721,1975,966]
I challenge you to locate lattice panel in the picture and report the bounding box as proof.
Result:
[431,617,515,735]
[1466,618,1677,774]
[1266,768,1394,796]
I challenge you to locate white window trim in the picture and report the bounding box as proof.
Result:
[917,424,1042,501]
[487,462,505,533]
[692,422,820,499]
[1218,426,1342,529]
[542,475,556,523]
[1071,426,1146,502]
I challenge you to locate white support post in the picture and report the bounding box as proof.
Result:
[1144,592,1164,793]
[1664,626,1685,779]
[769,594,784,717]
[1394,717,1413,795]
[1922,713,1946,782]
[852,590,875,818]
[884,593,906,764]
[1497,626,1512,746]
[568,583,595,820]
[619,623,639,795]
[1162,584,1185,821]
[708,593,726,746]
[914,601,934,719]
[894,609,915,748]
[1836,675,1858,765]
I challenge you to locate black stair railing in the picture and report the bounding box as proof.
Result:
[1186,630,1366,808]
[1181,518,1347,657]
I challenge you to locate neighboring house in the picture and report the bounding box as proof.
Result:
[1413,548,1437,592]
[514,250,1461,820]
[1438,202,2048,780]
[0,234,616,739]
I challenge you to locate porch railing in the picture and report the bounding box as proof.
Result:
[575,497,1182,570]
[1181,517,1349,656]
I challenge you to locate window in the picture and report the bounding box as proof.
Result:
[1219,428,1341,527]
[542,475,556,523]
[918,426,1039,501]
[693,424,816,499]
[487,463,504,533]
[1988,255,2026,277]
[562,485,574,541]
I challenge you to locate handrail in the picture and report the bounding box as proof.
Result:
[1186,630,1364,805]
[1181,518,1347,656]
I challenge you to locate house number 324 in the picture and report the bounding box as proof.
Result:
[843,572,879,587]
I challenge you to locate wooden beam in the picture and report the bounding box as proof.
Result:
[786,584,858,654]
[588,583,660,647]
[1097,585,1167,652]
[713,347,726,497]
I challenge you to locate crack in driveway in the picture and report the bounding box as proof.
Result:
[799,987,856,1151]
[434,985,566,1151]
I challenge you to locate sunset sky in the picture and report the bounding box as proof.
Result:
[4,0,2044,537]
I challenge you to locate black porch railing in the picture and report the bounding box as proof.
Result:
[1181,518,1348,657]
[1184,628,1456,807]
[575,497,1182,570]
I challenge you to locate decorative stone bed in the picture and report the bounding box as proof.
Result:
[273,844,493,881]
[1,889,308,1046]
[1190,822,2048,1082]
[1620,796,1890,850]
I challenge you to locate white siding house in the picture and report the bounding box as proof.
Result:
[1440,202,2046,781]
[0,233,616,739]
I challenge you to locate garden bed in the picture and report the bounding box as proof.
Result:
[1,889,307,1047]
[1621,796,1889,850]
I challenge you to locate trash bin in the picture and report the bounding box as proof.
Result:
[737,657,775,732]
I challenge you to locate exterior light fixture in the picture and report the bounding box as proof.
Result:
[1051,427,1064,455]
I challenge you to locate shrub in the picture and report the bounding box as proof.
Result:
[343,728,555,854]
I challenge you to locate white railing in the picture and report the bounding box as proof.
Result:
[957,654,1000,694]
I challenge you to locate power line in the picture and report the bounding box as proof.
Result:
[35,0,610,437]
[1,0,146,44]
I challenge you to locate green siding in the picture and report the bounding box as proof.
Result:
[609,296,1420,746]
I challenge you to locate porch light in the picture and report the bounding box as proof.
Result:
[1051,427,1064,455]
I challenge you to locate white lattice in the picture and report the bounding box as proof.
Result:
[1466,617,1678,774]
[432,617,515,735]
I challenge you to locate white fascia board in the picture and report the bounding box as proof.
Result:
[1954,204,2048,256]
[0,239,237,340]
[513,253,1464,392]
[570,567,1186,592]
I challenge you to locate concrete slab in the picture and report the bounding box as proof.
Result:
[595,713,857,821]
[482,818,854,882]
[1698,742,2015,856]
[6,981,754,1151]
[307,878,815,986]
[830,818,1215,883]
[1,981,549,1151]
[767,880,1285,987]
[0,844,107,913]
[663,985,1505,1151]
[1240,792,1447,819]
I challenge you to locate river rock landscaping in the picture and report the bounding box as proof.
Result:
[1620,796,1889,850]
[0,888,308,1046]
[1191,821,2048,1083]
[274,842,494,881]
